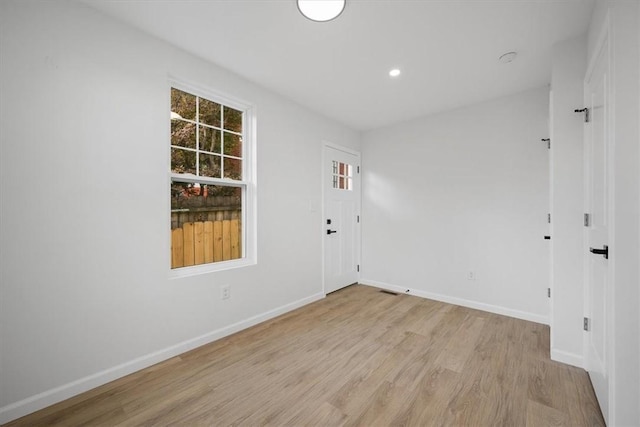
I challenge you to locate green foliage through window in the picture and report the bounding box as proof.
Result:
[171,88,243,179]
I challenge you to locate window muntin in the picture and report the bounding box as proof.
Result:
[170,87,249,270]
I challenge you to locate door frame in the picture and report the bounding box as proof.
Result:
[582,13,615,424]
[321,141,361,295]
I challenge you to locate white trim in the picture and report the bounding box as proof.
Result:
[167,76,258,278]
[0,292,324,425]
[551,348,584,368]
[358,279,549,325]
[169,174,248,187]
[168,257,256,279]
[323,141,361,157]
[582,13,614,424]
[548,88,555,351]
[168,76,254,112]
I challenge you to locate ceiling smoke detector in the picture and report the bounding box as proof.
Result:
[499,51,518,64]
[297,0,346,22]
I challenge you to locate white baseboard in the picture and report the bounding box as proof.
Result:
[550,348,583,368]
[359,278,549,325]
[0,292,325,425]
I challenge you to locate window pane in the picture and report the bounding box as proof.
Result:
[339,162,345,175]
[199,153,221,178]
[171,148,196,175]
[332,161,338,174]
[199,97,221,128]
[170,86,251,271]
[199,126,221,154]
[171,182,243,268]
[223,132,242,157]
[223,157,242,180]
[223,106,243,133]
[171,88,196,121]
[171,120,196,149]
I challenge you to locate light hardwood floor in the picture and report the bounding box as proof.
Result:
[5,285,604,426]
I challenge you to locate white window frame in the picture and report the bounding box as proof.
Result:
[168,78,257,278]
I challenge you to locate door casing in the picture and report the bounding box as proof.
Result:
[582,16,614,424]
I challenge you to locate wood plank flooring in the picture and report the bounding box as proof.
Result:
[5,285,605,426]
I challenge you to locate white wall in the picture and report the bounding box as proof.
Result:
[361,88,550,324]
[549,36,587,368]
[587,1,640,425]
[0,0,360,422]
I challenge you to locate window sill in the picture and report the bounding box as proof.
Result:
[168,257,256,279]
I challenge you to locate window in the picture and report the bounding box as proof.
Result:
[170,84,255,272]
[332,161,353,190]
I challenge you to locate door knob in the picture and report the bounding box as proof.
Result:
[327,229,337,235]
[589,245,608,259]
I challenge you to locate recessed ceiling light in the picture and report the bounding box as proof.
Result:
[389,69,401,77]
[297,0,345,22]
[499,51,517,64]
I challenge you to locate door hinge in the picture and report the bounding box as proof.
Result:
[575,108,590,123]
[357,264,360,272]
[547,213,551,223]
[542,138,550,149]
[584,317,590,331]
[584,213,590,227]
[547,288,551,298]
[357,215,360,223]
[357,166,360,174]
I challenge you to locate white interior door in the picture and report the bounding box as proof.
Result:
[323,144,360,294]
[584,34,610,422]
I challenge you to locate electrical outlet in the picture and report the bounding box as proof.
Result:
[221,285,231,300]
[467,271,475,281]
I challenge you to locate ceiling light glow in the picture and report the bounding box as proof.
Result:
[297,0,346,22]
[389,69,401,77]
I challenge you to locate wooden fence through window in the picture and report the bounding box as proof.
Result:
[171,219,241,268]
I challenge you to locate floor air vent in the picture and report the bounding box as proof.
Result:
[379,289,399,296]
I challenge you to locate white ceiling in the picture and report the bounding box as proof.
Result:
[82,0,595,131]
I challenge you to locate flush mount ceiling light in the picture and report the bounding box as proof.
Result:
[499,51,518,64]
[389,68,401,77]
[297,0,346,22]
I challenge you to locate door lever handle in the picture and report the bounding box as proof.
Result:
[589,245,608,259]
[326,229,337,235]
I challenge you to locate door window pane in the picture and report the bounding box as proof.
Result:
[332,161,353,191]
